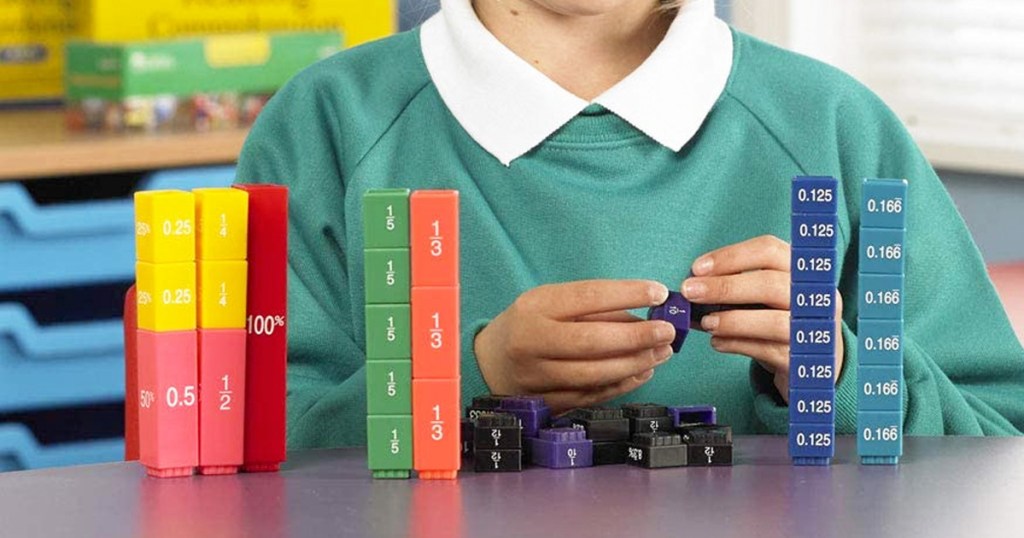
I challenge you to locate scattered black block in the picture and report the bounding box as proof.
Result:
[473,412,522,450]
[626,433,687,469]
[570,407,630,442]
[466,395,510,420]
[622,404,673,435]
[677,424,733,446]
[461,418,474,457]
[592,441,628,465]
[685,443,733,466]
[473,449,523,472]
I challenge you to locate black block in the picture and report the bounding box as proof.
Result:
[685,443,733,466]
[592,441,628,465]
[678,424,733,445]
[621,403,669,418]
[473,449,523,472]
[570,407,630,442]
[626,433,687,468]
[461,418,474,456]
[473,412,522,450]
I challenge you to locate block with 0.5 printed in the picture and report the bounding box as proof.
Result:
[194,187,248,261]
[529,428,593,469]
[138,329,199,478]
[134,190,196,263]
[626,433,687,469]
[198,328,246,475]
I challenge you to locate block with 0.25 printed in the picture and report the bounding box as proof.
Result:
[366,360,411,415]
[365,304,411,360]
[529,428,593,469]
[788,389,835,424]
[363,189,410,249]
[790,318,835,356]
[792,247,837,284]
[857,410,902,464]
[857,365,903,412]
[858,274,904,320]
[367,415,413,479]
[791,283,836,319]
[136,261,197,332]
[792,176,839,214]
[859,228,905,275]
[861,178,907,230]
[792,213,839,248]
[858,319,904,366]
[134,190,196,263]
[364,249,410,304]
[790,354,836,389]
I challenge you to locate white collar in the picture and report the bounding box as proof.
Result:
[420,0,734,166]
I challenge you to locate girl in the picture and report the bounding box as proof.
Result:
[236,0,1024,448]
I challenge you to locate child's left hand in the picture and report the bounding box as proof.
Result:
[680,235,844,402]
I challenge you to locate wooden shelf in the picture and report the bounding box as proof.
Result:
[0,109,248,181]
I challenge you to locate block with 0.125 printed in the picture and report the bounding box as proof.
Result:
[788,422,834,464]
[791,176,838,214]
[791,283,835,319]
[788,389,836,424]
[791,247,837,283]
[790,354,835,389]
[791,213,838,248]
[790,318,835,355]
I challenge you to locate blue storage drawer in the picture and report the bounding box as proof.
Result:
[0,303,124,412]
[0,166,235,292]
[0,423,122,471]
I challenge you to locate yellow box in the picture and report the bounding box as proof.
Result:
[74,0,395,48]
[136,261,197,332]
[0,0,75,101]
[195,188,249,261]
[198,260,248,329]
[135,190,196,263]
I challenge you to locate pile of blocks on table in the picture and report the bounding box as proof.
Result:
[462,396,733,471]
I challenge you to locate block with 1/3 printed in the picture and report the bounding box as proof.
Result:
[861,178,907,229]
[413,378,461,479]
[791,176,839,214]
[626,432,687,469]
[858,273,904,320]
[198,328,246,475]
[792,213,839,248]
[363,189,411,248]
[364,248,410,304]
[134,190,196,263]
[410,190,460,287]
[197,260,247,329]
[366,360,412,415]
[138,329,199,478]
[367,415,413,479]
[859,228,905,275]
[529,428,593,469]
[857,365,903,412]
[136,261,197,332]
[791,283,836,319]
[365,304,411,360]
[194,188,248,261]
[411,286,460,379]
[788,389,836,424]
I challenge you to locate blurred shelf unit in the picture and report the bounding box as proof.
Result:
[0,423,124,472]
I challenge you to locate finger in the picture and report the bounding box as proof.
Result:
[535,345,674,391]
[538,319,676,359]
[528,279,668,320]
[701,309,790,342]
[544,369,656,413]
[691,235,790,276]
[682,270,789,308]
[709,336,789,374]
[576,310,643,323]
[774,372,790,402]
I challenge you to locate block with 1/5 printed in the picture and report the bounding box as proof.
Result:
[136,261,197,332]
[367,415,413,479]
[364,248,410,304]
[194,188,248,261]
[366,360,412,415]
[134,190,196,263]
[363,189,410,249]
[365,304,411,360]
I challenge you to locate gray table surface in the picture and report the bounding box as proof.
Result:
[1,436,1022,538]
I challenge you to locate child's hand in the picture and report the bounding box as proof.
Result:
[474,280,678,413]
[682,235,845,401]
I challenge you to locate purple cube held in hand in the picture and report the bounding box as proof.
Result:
[647,291,691,353]
[529,428,594,469]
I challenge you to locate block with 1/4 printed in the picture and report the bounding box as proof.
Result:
[197,260,247,329]
[194,188,248,261]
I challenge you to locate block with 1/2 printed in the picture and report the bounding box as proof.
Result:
[138,329,199,477]
[411,286,460,379]
[859,228,905,275]
[857,365,903,412]
[410,190,460,287]
[858,273,904,320]
[134,190,196,263]
[861,178,907,229]
[136,261,197,332]
[363,189,410,249]
[197,260,247,329]
[194,188,248,261]
[413,378,461,479]
[198,328,246,475]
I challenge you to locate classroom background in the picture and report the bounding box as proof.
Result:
[0,0,1021,472]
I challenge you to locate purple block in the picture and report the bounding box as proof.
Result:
[529,428,594,469]
[499,396,551,437]
[668,405,717,427]
[646,292,690,352]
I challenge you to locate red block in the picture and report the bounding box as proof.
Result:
[410,191,459,287]
[413,378,461,479]
[124,286,139,461]
[199,329,246,475]
[234,184,288,472]
[138,329,199,477]
[411,286,460,379]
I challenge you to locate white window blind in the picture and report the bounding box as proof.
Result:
[731,0,1024,176]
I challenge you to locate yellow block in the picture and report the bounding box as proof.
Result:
[136,262,197,332]
[135,190,196,263]
[198,261,248,329]
[0,0,75,100]
[74,0,395,48]
[195,188,249,261]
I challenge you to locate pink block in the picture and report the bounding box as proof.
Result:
[138,330,198,477]
[199,329,246,475]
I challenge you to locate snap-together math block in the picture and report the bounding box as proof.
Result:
[197,261,247,329]
[858,274,904,320]
[861,179,907,230]
[857,410,902,465]
[365,304,411,360]
[858,319,904,366]
[686,443,733,466]
[125,287,140,461]
[791,283,836,319]
[668,405,717,427]
[646,291,690,352]
[233,184,288,473]
[789,389,835,424]
[411,286,460,379]
[364,249,410,304]
[193,188,249,261]
[791,213,838,248]
[529,428,593,469]
[791,176,839,214]
[136,261,197,332]
[473,449,523,472]
[627,433,687,469]
[568,407,630,442]
[366,360,412,415]
[410,191,460,287]
[363,189,411,249]
[461,418,474,456]
[859,228,905,275]
[592,441,629,465]
[367,415,413,479]
[788,422,834,465]
[198,329,246,475]
[498,396,552,438]
[790,354,836,389]
[138,329,199,478]
[472,412,522,450]
[857,365,903,412]
[466,395,509,420]
[790,319,835,356]
[413,378,461,479]
[134,190,196,263]
[791,247,837,283]
[677,424,733,446]
[622,403,674,435]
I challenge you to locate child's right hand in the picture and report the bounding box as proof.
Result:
[473,280,678,414]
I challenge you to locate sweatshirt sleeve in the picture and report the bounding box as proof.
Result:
[752,84,1024,436]
[235,77,369,449]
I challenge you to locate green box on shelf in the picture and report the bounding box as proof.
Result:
[65,31,341,100]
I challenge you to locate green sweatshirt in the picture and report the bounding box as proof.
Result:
[235,28,1024,448]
